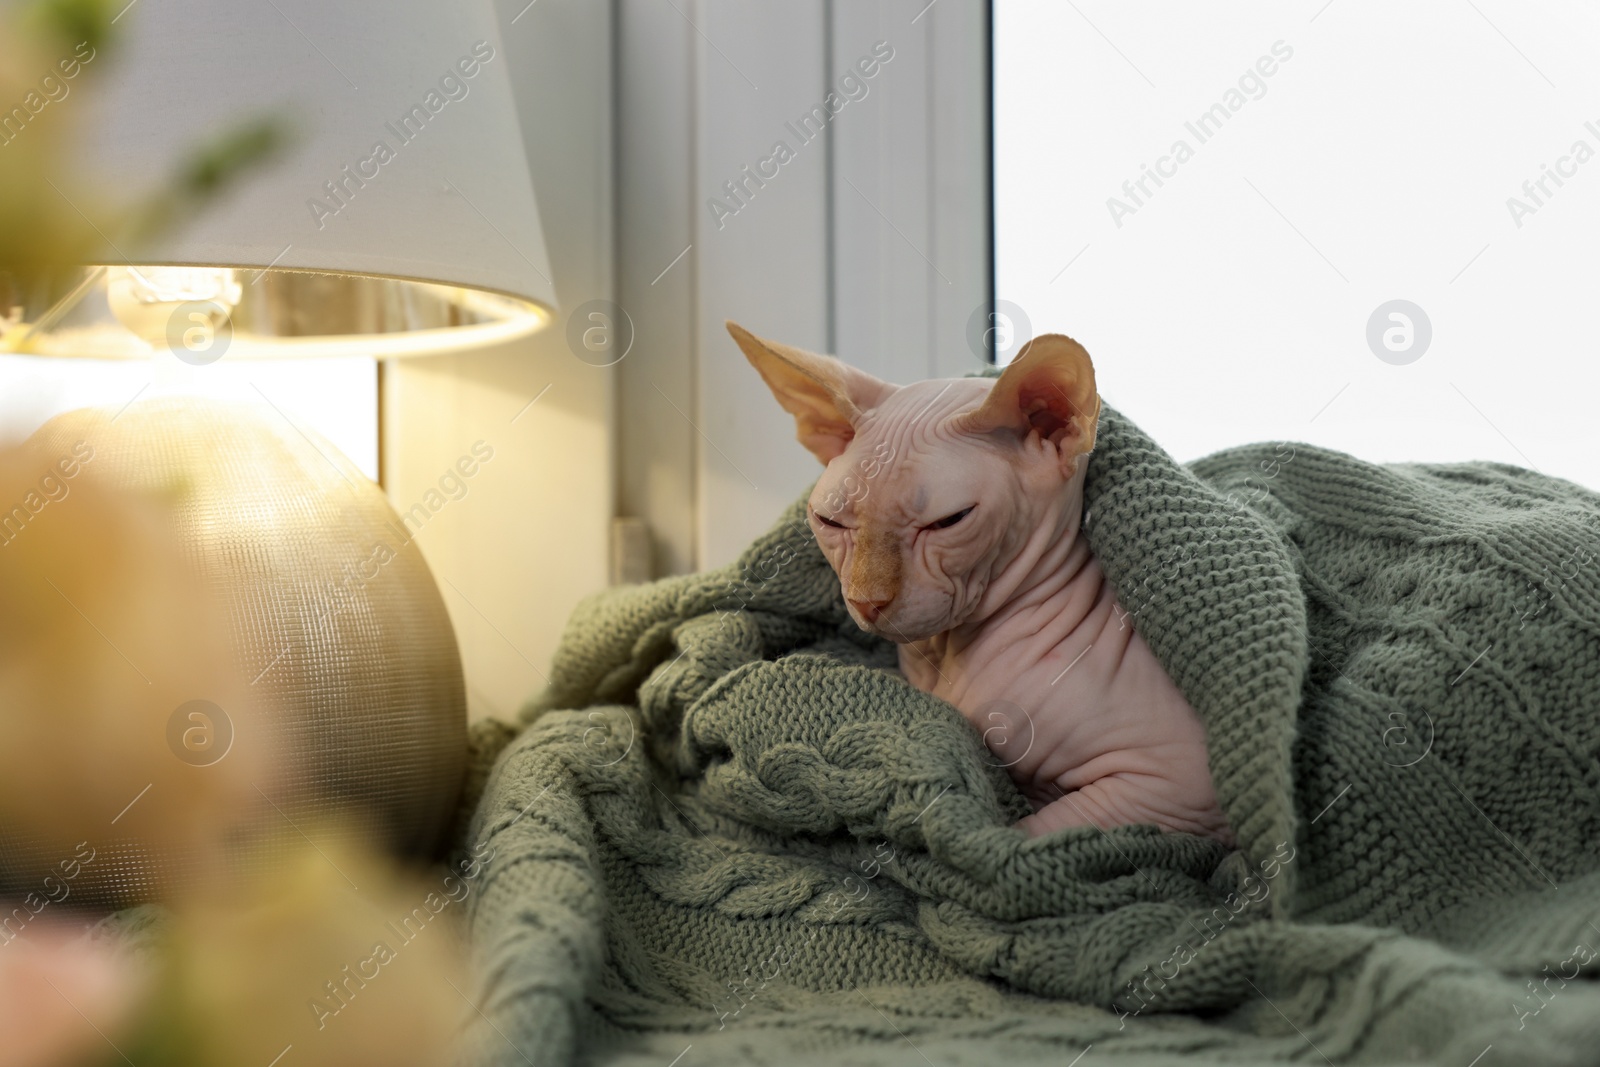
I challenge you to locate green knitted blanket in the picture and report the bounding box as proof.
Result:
[460,405,1600,1066]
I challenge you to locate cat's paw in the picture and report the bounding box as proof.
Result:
[1013,792,1102,837]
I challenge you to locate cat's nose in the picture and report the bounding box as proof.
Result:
[848,596,893,622]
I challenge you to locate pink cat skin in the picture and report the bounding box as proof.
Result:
[730,321,1233,844]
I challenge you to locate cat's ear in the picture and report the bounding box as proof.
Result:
[727,320,899,463]
[958,334,1099,466]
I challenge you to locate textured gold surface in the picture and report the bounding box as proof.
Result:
[0,398,466,907]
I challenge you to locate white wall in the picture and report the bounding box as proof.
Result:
[997,0,1600,490]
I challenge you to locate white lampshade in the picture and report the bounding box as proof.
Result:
[10,0,556,360]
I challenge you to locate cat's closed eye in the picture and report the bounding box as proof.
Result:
[813,510,846,529]
[923,506,974,531]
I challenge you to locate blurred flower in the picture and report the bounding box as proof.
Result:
[0,919,148,1067]
[127,837,466,1067]
[0,431,264,890]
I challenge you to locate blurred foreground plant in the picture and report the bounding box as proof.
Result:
[0,436,470,1062]
[0,443,260,858]
[0,921,148,1067]
[0,837,468,1067]
[0,0,287,349]
[0,6,466,1065]
[124,838,468,1067]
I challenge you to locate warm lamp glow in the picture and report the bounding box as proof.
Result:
[5,264,550,361]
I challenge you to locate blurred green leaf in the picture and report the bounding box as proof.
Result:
[24,0,117,55]
[182,117,292,198]
[128,116,295,247]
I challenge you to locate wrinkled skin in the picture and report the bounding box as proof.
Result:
[730,322,1233,844]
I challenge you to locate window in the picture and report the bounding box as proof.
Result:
[996,0,1600,490]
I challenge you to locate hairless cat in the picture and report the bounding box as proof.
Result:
[730,321,1233,844]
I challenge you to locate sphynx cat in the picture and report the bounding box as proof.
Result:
[729,321,1233,844]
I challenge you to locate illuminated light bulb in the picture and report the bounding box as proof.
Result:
[105,266,241,349]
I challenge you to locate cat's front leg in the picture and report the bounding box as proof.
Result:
[1014,783,1122,837]
[1015,779,1235,844]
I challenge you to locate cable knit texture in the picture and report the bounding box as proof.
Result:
[459,404,1600,1067]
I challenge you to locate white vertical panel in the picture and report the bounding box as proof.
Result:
[832,2,935,382]
[927,0,994,373]
[693,1,832,568]
[614,0,991,575]
[832,0,991,384]
[616,0,697,577]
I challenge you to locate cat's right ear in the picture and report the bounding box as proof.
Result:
[727,321,898,464]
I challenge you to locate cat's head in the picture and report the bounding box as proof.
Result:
[729,321,1099,643]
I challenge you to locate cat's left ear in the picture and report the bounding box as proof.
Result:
[957,334,1099,470]
[728,320,899,463]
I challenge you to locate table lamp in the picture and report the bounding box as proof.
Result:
[0,0,556,906]
[3,0,556,361]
